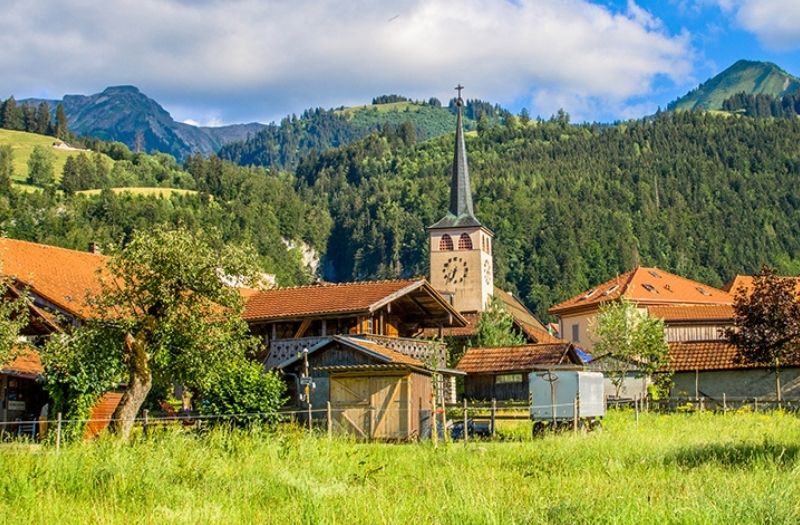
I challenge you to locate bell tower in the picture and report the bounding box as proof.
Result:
[429,85,494,313]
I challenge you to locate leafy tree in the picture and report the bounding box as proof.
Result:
[0,145,13,194]
[27,145,55,186]
[0,274,29,366]
[724,265,800,402]
[472,295,526,348]
[92,226,264,439]
[198,358,286,426]
[41,324,127,441]
[591,298,669,398]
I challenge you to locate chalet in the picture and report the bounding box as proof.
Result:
[548,266,733,351]
[456,343,583,401]
[0,238,121,437]
[666,340,800,401]
[278,335,435,440]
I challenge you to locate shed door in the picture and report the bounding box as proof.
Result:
[330,375,407,439]
[330,376,371,439]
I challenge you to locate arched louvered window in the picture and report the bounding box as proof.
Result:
[458,233,473,250]
[439,234,454,251]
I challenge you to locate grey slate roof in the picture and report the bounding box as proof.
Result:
[429,98,482,230]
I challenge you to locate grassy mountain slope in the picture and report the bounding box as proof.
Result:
[0,129,112,185]
[669,60,800,111]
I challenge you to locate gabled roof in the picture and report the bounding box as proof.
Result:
[277,335,425,370]
[646,304,734,323]
[665,340,800,372]
[549,267,733,315]
[1,347,44,379]
[420,288,562,344]
[0,237,107,319]
[243,278,467,327]
[725,275,800,298]
[456,343,581,374]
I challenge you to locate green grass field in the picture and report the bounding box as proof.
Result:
[0,129,112,184]
[0,410,798,524]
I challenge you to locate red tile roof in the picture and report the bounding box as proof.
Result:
[667,340,800,372]
[456,343,578,374]
[243,278,465,326]
[0,238,107,319]
[549,267,733,315]
[646,304,734,323]
[725,275,800,298]
[1,347,44,378]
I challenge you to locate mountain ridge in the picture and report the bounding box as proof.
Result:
[668,59,800,112]
[21,85,266,161]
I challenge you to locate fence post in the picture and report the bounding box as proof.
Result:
[572,394,578,434]
[754,397,758,412]
[56,412,62,452]
[700,397,705,412]
[634,395,640,424]
[431,393,438,447]
[723,393,727,414]
[307,402,313,432]
[463,398,468,445]
[490,398,497,439]
[326,401,332,438]
[368,405,374,441]
[143,409,149,440]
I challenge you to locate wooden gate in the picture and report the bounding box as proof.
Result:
[330,374,410,440]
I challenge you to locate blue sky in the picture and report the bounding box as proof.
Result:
[0,1,798,125]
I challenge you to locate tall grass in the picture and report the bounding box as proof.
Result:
[0,410,798,524]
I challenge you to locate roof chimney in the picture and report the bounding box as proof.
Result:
[88,242,101,254]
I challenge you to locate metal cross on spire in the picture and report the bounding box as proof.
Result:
[455,84,464,100]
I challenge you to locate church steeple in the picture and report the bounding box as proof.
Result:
[429,86,481,230]
[428,84,494,313]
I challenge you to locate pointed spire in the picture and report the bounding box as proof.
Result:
[429,85,482,229]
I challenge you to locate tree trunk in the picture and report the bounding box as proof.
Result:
[112,332,152,440]
[775,364,782,404]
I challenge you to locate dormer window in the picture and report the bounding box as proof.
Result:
[458,233,473,250]
[604,284,619,296]
[439,234,454,251]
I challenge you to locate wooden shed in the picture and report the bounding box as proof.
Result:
[456,343,584,401]
[278,335,434,440]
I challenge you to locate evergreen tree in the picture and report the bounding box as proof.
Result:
[60,156,80,195]
[35,102,52,135]
[2,96,23,131]
[55,103,69,140]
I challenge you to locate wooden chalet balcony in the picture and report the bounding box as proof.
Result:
[265,334,446,369]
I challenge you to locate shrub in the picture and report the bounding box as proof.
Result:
[198,359,286,426]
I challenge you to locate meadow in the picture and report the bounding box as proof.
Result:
[0,410,798,524]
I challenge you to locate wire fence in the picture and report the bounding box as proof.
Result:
[2,395,798,446]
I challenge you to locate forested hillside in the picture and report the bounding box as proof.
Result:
[0,132,328,285]
[3,110,800,321]
[299,111,800,319]
[218,97,507,169]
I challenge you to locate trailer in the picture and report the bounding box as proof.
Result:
[530,370,605,435]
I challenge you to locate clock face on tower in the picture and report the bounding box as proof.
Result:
[442,256,469,284]
[483,259,492,286]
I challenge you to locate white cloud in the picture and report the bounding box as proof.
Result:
[0,0,693,123]
[710,0,800,50]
